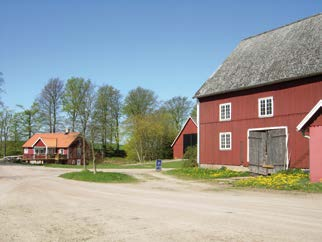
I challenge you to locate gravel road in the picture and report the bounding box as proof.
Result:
[1,165,322,242]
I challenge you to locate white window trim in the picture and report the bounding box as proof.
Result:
[258,96,274,118]
[24,148,29,154]
[219,132,232,151]
[219,102,231,121]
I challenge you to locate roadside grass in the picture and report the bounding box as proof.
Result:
[45,160,184,169]
[59,170,138,183]
[165,166,250,180]
[234,169,322,192]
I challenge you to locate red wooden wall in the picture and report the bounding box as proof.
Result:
[172,118,197,159]
[309,126,322,182]
[198,75,322,169]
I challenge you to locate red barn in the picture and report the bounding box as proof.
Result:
[171,117,197,159]
[195,14,322,174]
[22,131,85,165]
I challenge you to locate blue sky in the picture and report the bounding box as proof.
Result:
[1,0,321,110]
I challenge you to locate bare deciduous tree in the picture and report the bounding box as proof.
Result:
[0,108,12,157]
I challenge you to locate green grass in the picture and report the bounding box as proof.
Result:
[234,169,322,192]
[45,160,185,169]
[165,166,250,180]
[59,170,138,183]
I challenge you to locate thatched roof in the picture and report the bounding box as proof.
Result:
[195,13,322,98]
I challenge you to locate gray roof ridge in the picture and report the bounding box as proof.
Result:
[241,12,322,42]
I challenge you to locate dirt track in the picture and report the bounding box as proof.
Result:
[1,165,322,242]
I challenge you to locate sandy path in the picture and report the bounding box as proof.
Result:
[0,165,322,241]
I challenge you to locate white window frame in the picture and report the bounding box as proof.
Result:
[219,103,231,121]
[219,132,232,150]
[24,148,29,154]
[258,96,274,118]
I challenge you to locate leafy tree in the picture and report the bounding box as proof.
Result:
[94,85,122,156]
[17,102,39,139]
[78,79,95,169]
[37,78,64,133]
[9,112,23,154]
[164,96,193,131]
[125,110,176,162]
[123,87,157,117]
[62,77,85,132]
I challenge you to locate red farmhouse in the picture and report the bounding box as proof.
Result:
[22,132,84,165]
[195,14,322,174]
[171,117,197,159]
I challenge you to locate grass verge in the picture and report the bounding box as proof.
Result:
[165,167,249,180]
[45,160,185,169]
[59,170,138,183]
[234,169,322,192]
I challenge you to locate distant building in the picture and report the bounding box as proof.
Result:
[171,117,197,159]
[195,14,322,174]
[22,131,85,165]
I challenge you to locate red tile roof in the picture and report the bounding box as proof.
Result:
[22,132,80,148]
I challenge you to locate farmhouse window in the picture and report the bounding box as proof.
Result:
[219,103,231,121]
[258,97,273,117]
[24,148,28,154]
[219,132,231,150]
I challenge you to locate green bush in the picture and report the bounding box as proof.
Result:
[183,146,197,167]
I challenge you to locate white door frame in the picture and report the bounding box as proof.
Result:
[247,126,289,169]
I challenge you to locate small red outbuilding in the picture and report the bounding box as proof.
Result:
[297,100,322,183]
[171,117,198,159]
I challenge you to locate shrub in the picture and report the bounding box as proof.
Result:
[183,146,197,167]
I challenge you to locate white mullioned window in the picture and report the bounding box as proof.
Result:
[24,148,29,154]
[219,103,231,121]
[219,132,232,150]
[258,97,273,117]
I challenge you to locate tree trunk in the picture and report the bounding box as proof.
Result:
[82,130,86,170]
[115,118,120,151]
[4,135,7,157]
[28,113,32,138]
[91,140,96,174]
[53,102,56,133]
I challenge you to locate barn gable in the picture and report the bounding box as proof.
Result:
[171,117,198,159]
